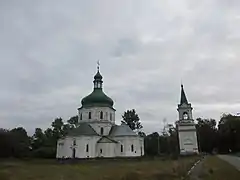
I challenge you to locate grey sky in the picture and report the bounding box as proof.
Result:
[0,0,240,135]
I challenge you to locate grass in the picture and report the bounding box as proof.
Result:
[196,156,240,180]
[0,156,200,180]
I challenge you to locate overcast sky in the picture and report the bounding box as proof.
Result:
[1,0,240,135]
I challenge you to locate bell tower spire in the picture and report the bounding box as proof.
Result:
[180,84,188,105]
[177,84,193,121]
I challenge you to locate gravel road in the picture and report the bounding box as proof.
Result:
[218,155,240,171]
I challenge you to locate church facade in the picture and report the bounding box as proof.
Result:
[56,68,144,159]
[176,85,199,155]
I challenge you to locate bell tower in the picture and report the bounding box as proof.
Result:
[177,84,193,121]
[176,84,199,155]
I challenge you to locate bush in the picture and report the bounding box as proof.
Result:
[31,147,56,158]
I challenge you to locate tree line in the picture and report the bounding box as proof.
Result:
[1,109,240,158]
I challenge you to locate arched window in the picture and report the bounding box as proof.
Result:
[183,112,188,120]
[73,139,76,146]
[110,113,112,121]
[86,144,89,152]
[88,112,91,119]
[131,144,134,152]
[100,111,103,119]
[80,113,82,120]
[100,127,104,135]
[100,149,102,154]
[121,145,123,152]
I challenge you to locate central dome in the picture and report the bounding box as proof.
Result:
[81,89,114,107]
[81,70,114,107]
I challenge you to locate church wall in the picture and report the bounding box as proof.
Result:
[96,143,116,158]
[78,107,115,124]
[56,138,65,158]
[178,130,198,155]
[113,136,144,157]
[178,124,196,130]
[56,136,100,159]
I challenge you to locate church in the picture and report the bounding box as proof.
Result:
[56,67,144,159]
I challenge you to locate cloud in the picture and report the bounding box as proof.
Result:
[0,0,240,135]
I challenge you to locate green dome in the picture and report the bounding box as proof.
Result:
[81,69,114,107]
[81,89,114,107]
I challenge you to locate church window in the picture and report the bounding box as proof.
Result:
[100,149,102,154]
[100,111,103,119]
[73,139,76,146]
[110,113,112,121]
[131,144,134,152]
[183,112,188,120]
[121,145,123,152]
[88,112,91,119]
[100,127,104,135]
[80,113,82,120]
[86,144,89,152]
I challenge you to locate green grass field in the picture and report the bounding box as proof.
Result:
[0,157,200,180]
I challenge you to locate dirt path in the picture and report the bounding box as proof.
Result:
[218,155,240,171]
[187,158,205,180]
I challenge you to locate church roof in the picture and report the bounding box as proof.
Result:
[97,136,118,143]
[67,123,98,136]
[81,70,114,108]
[180,84,188,105]
[109,124,138,137]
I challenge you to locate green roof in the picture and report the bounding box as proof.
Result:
[81,70,114,107]
[67,123,98,136]
[94,70,103,79]
[81,89,114,107]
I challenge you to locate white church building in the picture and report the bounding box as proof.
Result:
[56,68,144,159]
[176,85,199,155]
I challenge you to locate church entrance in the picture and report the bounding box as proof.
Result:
[72,148,76,158]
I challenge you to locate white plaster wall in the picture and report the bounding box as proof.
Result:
[96,143,116,157]
[56,139,65,158]
[178,130,198,154]
[113,136,144,157]
[178,125,196,131]
[56,136,101,159]
[89,122,113,136]
[78,107,115,123]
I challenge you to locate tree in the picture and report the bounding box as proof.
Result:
[196,118,218,153]
[10,127,30,157]
[121,109,143,131]
[218,114,240,153]
[0,128,12,157]
[144,132,160,156]
[32,128,45,149]
[67,115,79,128]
